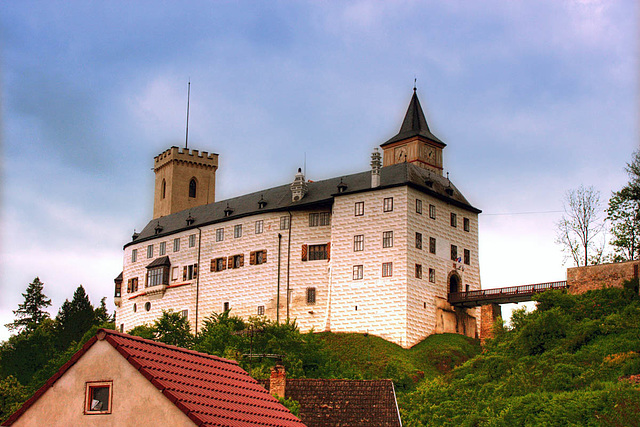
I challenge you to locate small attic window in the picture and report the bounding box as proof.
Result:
[445,188,454,196]
[186,213,195,226]
[224,205,234,217]
[85,381,112,415]
[337,179,348,193]
[154,222,163,235]
[425,178,433,187]
[258,196,267,209]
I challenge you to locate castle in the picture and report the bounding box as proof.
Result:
[114,89,482,348]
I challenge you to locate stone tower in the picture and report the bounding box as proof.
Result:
[153,146,219,219]
[380,88,446,175]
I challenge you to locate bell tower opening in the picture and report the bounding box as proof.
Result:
[152,146,218,219]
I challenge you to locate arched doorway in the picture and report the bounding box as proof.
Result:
[448,272,461,294]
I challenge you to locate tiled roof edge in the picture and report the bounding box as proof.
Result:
[1,335,100,426]
[390,381,403,427]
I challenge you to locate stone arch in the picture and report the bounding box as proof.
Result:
[188,177,197,198]
[447,270,462,294]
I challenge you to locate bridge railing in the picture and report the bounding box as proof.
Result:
[449,280,568,304]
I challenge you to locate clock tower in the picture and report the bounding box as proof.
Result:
[380,88,446,175]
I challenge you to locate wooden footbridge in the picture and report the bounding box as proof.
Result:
[448,281,568,308]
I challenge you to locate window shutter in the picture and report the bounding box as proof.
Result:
[227,256,233,269]
[240,254,244,267]
[127,279,132,293]
[221,258,226,271]
[145,272,149,288]
[326,242,331,261]
[250,251,256,265]
[302,244,308,261]
[183,266,187,281]
[193,264,198,278]
[211,259,215,272]
[263,250,268,263]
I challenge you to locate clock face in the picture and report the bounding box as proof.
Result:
[395,146,407,162]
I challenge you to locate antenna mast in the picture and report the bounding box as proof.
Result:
[185,80,191,149]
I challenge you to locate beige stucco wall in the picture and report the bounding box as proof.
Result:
[11,340,194,427]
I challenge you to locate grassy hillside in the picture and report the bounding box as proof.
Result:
[401,282,640,426]
[317,331,481,392]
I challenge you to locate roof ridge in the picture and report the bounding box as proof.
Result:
[101,328,240,367]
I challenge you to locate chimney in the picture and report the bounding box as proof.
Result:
[371,148,381,188]
[290,168,308,202]
[269,363,286,398]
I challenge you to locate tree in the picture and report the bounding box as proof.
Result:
[607,150,640,261]
[5,277,52,333]
[94,297,113,324]
[153,311,194,348]
[55,285,95,350]
[555,185,605,266]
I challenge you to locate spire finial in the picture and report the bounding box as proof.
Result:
[413,77,417,92]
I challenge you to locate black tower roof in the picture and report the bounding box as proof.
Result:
[381,89,445,147]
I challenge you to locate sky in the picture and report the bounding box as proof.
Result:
[1,1,638,341]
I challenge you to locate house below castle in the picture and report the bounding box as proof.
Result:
[114,89,482,348]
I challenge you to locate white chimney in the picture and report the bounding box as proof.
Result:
[371,148,381,188]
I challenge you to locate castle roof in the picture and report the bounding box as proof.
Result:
[3,329,305,426]
[381,89,445,147]
[126,162,480,248]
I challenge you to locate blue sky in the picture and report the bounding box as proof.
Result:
[1,1,637,340]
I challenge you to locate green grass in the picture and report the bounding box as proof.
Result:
[317,331,481,391]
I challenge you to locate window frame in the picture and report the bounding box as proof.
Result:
[354,201,364,216]
[415,264,422,279]
[353,234,364,252]
[306,287,317,305]
[383,197,393,212]
[429,237,436,254]
[382,231,393,248]
[429,268,436,283]
[189,234,196,247]
[216,228,224,242]
[450,212,457,228]
[159,241,166,256]
[353,265,363,280]
[84,381,113,415]
[451,244,458,261]
[255,220,264,234]
[464,217,470,232]
[309,212,331,227]
[415,232,422,250]
[464,249,471,265]
[429,204,436,219]
[234,224,242,238]
[131,249,137,263]
[416,199,422,214]
[257,305,265,316]
[382,262,393,277]
[280,216,290,230]
[308,244,328,261]
[173,238,180,252]
[147,245,153,259]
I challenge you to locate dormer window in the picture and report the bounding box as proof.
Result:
[224,205,233,217]
[337,179,348,193]
[258,196,267,209]
[186,213,195,226]
[188,178,197,198]
[154,222,163,235]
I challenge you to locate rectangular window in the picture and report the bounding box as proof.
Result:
[280,216,290,230]
[223,302,230,312]
[306,288,316,304]
[131,249,137,263]
[229,254,244,269]
[234,224,242,238]
[216,228,224,242]
[354,235,364,252]
[257,305,265,316]
[309,212,331,227]
[429,204,436,219]
[429,268,436,283]
[353,265,363,280]
[415,264,422,279]
[172,267,178,281]
[450,212,457,228]
[382,262,393,277]
[382,231,393,248]
[309,244,328,261]
[146,266,168,287]
[211,257,226,272]
[147,245,153,259]
[173,238,180,252]
[255,220,264,234]
[183,264,198,280]
[429,237,436,254]
[181,309,188,319]
[464,217,470,232]
[250,250,267,265]
[416,199,422,214]
[383,197,393,212]
[85,381,112,414]
[451,245,458,261]
[354,201,364,216]
[464,249,471,265]
[415,232,422,249]
[127,277,139,293]
[189,234,196,247]
[159,242,166,256]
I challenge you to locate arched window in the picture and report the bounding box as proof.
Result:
[161,179,166,199]
[189,178,197,198]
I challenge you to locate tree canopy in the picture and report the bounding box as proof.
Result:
[5,277,51,332]
[607,150,640,261]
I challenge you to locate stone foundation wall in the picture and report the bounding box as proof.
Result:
[567,260,639,295]
[479,303,501,342]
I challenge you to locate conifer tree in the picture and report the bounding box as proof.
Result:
[5,277,52,332]
[55,285,95,350]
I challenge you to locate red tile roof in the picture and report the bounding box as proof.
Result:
[3,329,306,427]
[260,378,402,427]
